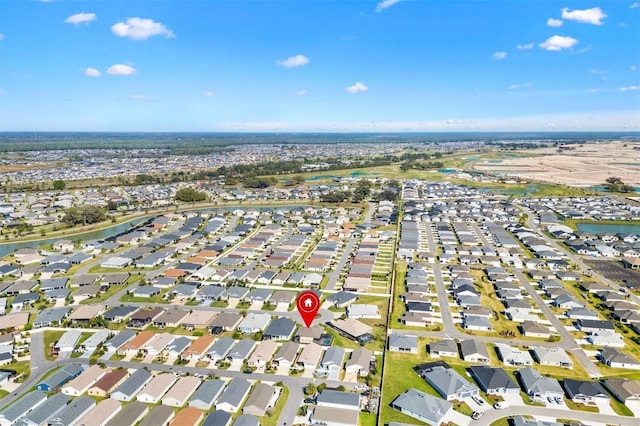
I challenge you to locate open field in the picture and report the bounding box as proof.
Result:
[471,142,640,187]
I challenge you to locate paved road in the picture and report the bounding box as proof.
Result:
[519,205,640,305]
[512,269,602,378]
[480,405,638,426]
[0,329,351,426]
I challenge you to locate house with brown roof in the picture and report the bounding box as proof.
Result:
[118,331,155,356]
[61,365,107,396]
[181,335,215,361]
[169,407,203,426]
[88,369,129,398]
[153,309,188,328]
[243,383,278,417]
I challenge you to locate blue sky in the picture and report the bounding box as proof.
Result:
[0,0,638,131]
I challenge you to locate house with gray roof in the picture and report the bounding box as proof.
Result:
[238,313,271,334]
[512,416,563,426]
[243,383,277,416]
[33,307,71,328]
[516,367,564,400]
[0,391,47,426]
[326,291,358,308]
[22,393,70,426]
[316,389,360,411]
[166,336,192,357]
[209,312,243,334]
[105,400,148,426]
[469,366,519,395]
[233,414,259,426]
[531,346,573,368]
[459,339,489,364]
[227,338,256,361]
[391,388,454,426]
[273,341,299,368]
[388,334,418,353]
[138,405,175,426]
[105,329,136,351]
[598,347,640,370]
[562,379,610,405]
[602,378,640,408]
[203,410,233,426]
[207,337,235,362]
[216,378,252,413]
[317,346,345,380]
[37,364,83,392]
[262,317,296,341]
[111,369,152,402]
[102,306,138,323]
[47,395,95,426]
[189,379,226,410]
[429,339,459,358]
[345,347,372,377]
[419,365,479,400]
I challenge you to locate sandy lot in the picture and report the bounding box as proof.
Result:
[472,142,640,187]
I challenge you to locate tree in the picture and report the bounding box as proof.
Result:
[175,187,207,202]
[53,180,66,190]
[304,383,317,396]
[62,205,107,226]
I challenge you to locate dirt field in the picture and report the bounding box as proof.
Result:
[472,142,640,187]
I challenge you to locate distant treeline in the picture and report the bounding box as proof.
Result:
[1,132,635,153]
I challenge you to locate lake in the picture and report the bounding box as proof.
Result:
[0,217,149,258]
[576,223,640,235]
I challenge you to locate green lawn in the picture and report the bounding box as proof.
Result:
[359,412,377,426]
[43,330,65,361]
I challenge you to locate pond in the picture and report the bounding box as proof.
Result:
[576,223,640,235]
[0,216,149,258]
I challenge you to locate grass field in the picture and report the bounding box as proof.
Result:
[43,330,65,361]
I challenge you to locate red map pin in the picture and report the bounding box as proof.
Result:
[296,291,320,328]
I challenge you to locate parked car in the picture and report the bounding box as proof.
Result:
[493,402,508,409]
[472,395,485,405]
[471,411,484,420]
[554,397,563,404]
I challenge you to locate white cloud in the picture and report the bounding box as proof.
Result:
[0,34,4,41]
[547,18,563,27]
[524,82,533,88]
[107,64,137,75]
[65,12,96,25]
[84,67,101,77]
[129,94,156,102]
[508,84,520,90]
[590,88,600,93]
[276,54,309,68]
[632,2,639,9]
[376,0,404,12]
[539,35,578,51]
[111,18,175,40]
[345,82,368,94]
[561,7,607,25]
[517,42,534,50]
[620,86,639,91]
[294,89,308,96]
[574,45,592,54]
[202,90,214,97]
[630,65,637,70]
[493,51,507,60]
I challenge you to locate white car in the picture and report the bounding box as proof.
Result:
[493,401,509,409]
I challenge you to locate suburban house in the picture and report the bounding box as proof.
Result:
[391,388,454,426]
[419,365,480,401]
[562,379,610,405]
[469,366,520,395]
[516,368,565,401]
